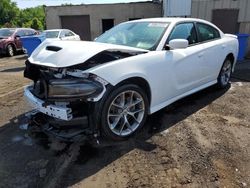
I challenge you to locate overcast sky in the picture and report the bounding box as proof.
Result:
[12,0,148,8]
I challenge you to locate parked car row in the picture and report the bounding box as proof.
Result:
[43,29,80,41]
[0,28,81,57]
[0,28,38,56]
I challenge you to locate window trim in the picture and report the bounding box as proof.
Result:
[194,22,221,44]
[164,21,199,49]
[163,21,222,50]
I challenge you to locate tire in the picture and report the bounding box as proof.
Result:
[217,58,232,88]
[99,84,149,141]
[6,44,15,57]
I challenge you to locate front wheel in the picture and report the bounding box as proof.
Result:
[100,84,149,141]
[217,59,232,88]
[6,44,15,57]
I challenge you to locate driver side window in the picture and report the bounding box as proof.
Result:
[167,23,198,45]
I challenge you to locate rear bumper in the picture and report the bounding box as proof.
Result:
[24,85,73,121]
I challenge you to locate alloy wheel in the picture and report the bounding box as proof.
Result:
[107,90,145,136]
[220,60,232,86]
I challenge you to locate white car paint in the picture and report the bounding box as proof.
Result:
[43,29,81,41]
[27,18,239,115]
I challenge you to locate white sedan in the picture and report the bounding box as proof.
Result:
[43,29,81,41]
[24,18,238,141]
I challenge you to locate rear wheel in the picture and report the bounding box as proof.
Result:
[217,59,232,88]
[99,84,149,140]
[6,44,15,57]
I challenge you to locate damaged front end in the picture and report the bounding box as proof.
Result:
[24,60,107,141]
[23,41,147,141]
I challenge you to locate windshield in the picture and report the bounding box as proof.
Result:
[96,22,169,50]
[44,31,60,38]
[0,29,15,37]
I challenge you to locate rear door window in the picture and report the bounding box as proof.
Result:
[60,30,66,38]
[196,23,220,42]
[65,30,74,37]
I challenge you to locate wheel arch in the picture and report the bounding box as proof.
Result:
[90,76,152,137]
[226,53,235,64]
[6,42,16,49]
[217,53,235,77]
[114,77,152,109]
[224,52,236,73]
[5,42,17,54]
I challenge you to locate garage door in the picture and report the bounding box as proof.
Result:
[212,9,239,34]
[60,15,91,41]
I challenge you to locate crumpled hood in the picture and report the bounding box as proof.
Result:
[28,40,148,68]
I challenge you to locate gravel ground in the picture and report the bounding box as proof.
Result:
[0,55,249,188]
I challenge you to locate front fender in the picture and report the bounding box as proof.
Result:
[87,51,172,114]
[87,53,154,87]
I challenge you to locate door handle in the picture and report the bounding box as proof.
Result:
[198,52,204,58]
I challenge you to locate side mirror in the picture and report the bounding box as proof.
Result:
[169,39,189,49]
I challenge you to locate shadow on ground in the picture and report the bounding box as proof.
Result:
[57,85,230,187]
[0,84,230,187]
[1,59,249,187]
[0,66,25,72]
[15,54,28,60]
[0,114,65,187]
[232,61,250,82]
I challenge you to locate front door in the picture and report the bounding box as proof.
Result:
[166,22,207,96]
[196,22,226,81]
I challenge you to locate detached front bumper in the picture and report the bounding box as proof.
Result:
[24,85,95,141]
[24,85,73,121]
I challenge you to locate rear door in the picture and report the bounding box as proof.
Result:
[196,22,226,81]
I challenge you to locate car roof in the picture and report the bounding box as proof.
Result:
[129,17,213,25]
[44,29,67,32]
[0,28,34,30]
[127,17,222,33]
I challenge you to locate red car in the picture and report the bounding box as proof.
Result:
[0,28,37,57]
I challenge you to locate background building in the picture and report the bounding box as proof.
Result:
[45,0,250,55]
[191,0,250,35]
[45,2,162,40]
[163,0,250,55]
[163,0,250,35]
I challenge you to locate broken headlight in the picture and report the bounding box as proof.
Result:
[47,79,103,99]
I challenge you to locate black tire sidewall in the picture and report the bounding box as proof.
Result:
[7,44,14,57]
[100,84,149,141]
